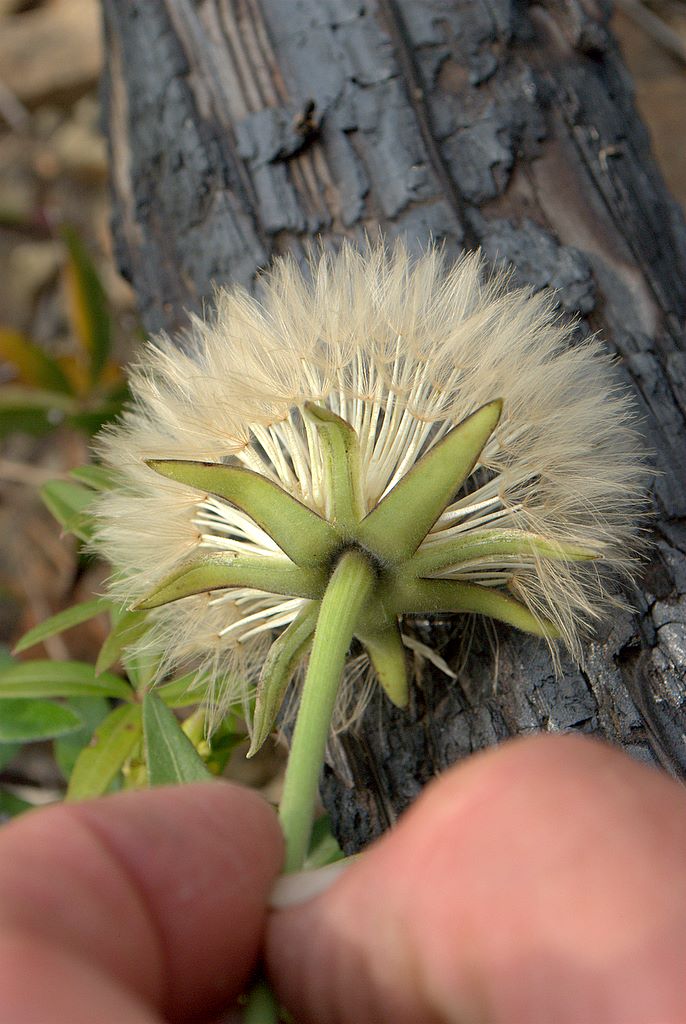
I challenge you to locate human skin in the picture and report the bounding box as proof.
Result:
[0,735,685,1023]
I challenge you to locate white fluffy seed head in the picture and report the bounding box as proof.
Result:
[92,241,645,728]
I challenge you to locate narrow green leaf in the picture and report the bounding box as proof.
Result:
[95,608,149,675]
[147,460,340,567]
[392,577,560,638]
[0,790,32,819]
[13,598,110,654]
[0,660,134,701]
[69,464,119,491]
[303,403,363,531]
[304,815,345,869]
[358,400,503,563]
[67,704,142,800]
[248,601,319,757]
[0,699,83,742]
[122,649,161,690]
[40,479,95,541]
[143,693,212,785]
[204,718,246,776]
[0,384,79,414]
[66,401,128,437]
[157,671,213,708]
[156,671,245,714]
[54,697,111,781]
[357,618,409,707]
[0,328,72,393]
[61,225,111,383]
[0,407,53,437]
[243,980,280,1024]
[136,554,325,610]
[0,743,21,770]
[410,529,598,577]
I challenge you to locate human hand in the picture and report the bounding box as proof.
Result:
[268,735,686,1024]
[0,781,282,1023]
[2,735,686,1023]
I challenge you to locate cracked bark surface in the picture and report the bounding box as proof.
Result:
[102,0,686,852]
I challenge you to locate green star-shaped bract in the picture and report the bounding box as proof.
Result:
[140,400,592,754]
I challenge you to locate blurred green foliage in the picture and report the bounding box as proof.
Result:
[0,226,128,438]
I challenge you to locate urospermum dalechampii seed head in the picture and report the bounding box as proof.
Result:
[92,241,644,748]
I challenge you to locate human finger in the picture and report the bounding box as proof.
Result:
[0,781,282,1022]
[267,735,686,1024]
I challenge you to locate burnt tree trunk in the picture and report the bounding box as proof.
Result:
[102,0,686,852]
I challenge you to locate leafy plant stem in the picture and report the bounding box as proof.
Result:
[242,976,280,1023]
[278,548,375,872]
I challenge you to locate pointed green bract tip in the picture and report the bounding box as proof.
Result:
[302,402,346,425]
[357,398,505,563]
[144,457,341,568]
[357,619,410,708]
[247,602,319,757]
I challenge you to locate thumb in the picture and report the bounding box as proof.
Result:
[266,735,686,1024]
[0,781,282,1022]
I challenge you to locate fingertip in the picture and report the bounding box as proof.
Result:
[70,780,284,1016]
[0,781,283,1022]
[267,735,686,1024]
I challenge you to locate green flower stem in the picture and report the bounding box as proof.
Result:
[242,976,280,1023]
[279,547,375,872]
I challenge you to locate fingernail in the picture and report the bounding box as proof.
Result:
[269,856,357,909]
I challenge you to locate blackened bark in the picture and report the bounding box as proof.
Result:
[102,0,686,852]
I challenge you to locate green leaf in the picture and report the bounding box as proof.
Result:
[0,699,83,742]
[391,577,560,638]
[67,703,142,800]
[303,403,363,532]
[0,743,21,770]
[0,384,79,415]
[95,608,149,675]
[0,790,32,819]
[136,554,325,610]
[61,225,111,383]
[0,328,72,393]
[358,400,503,563]
[40,479,95,541]
[248,601,318,757]
[204,720,245,776]
[143,693,212,785]
[304,815,345,869]
[122,648,164,691]
[69,464,119,491]
[147,460,340,568]
[13,598,110,655]
[54,697,111,781]
[156,671,212,708]
[357,617,409,708]
[66,401,128,437]
[0,660,134,701]
[0,407,54,437]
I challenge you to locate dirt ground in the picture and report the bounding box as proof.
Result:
[0,0,684,796]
